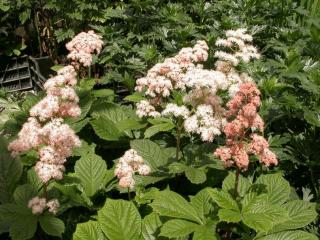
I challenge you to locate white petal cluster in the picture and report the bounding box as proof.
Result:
[184,104,226,142]
[136,100,161,118]
[28,197,60,215]
[215,28,260,65]
[135,40,209,99]
[134,29,259,142]
[114,149,151,189]
[66,30,103,67]
[161,103,190,119]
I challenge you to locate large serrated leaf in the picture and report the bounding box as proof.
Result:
[269,200,317,233]
[74,151,107,197]
[242,195,288,233]
[73,221,106,240]
[256,230,318,240]
[0,142,23,203]
[98,199,141,240]
[144,122,175,138]
[160,219,200,238]
[207,189,239,211]
[142,212,162,240]
[255,174,290,204]
[130,139,174,170]
[90,116,124,141]
[150,190,203,224]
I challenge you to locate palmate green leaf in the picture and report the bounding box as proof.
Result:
[74,151,107,197]
[255,174,290,205]
[90,116,124,141]
[130,139,175,171]
[0,142,23,203]
[222,172,251,197]
[160,219,200,238]
[0,204,37,240]
[192,223,218,240]
[142,212,162,240]
[144,122,175,138]
[39,215,65,238]
[256,230,318,240]
[189,188,215,217]
[207,189,239,211]
[184,167,207,184]
[98,199,141,240]
[242,195,288,233]
[218,209,241,223]
[269,200,317,233]
[13,184,37,206]
[73,221,106,240]
[150,190,203,224]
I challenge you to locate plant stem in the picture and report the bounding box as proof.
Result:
[234,169,240,198]
[128,188,131,200]
[43,183,48,199]
[176,125,181,161]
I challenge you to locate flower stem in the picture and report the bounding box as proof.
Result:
[176,125,182,161]
[128,188,131,200]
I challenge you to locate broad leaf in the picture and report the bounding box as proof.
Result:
[269,200,317,233]
[255,174,290,204]
[0,143,23,203]
[218,209,241,223]
[150,190,203,224]
[160,219,199,238]
[144,122,175,138]
[207,189,239,211]
[130,139,175,170]
[242,194,288,232]
[74,150,107,197]
[98,199,141,240]
[13,184,37,206]
[39,215,65,238]
[256,230,318,240]
[142,212,162,240]
[73,221,105,240]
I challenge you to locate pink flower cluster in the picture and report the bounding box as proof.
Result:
[28,197,60,215]
[66,30,103,67]
[135,40,209,99]
[9,31,103,213]
[214,82,278,170]
[114,149,151,189]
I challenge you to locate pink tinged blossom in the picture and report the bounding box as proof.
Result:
[259,148,278,166]
[119,176,135,189]
[35,162,65,183]
[47,199,60,215]
[66,30,103,67]
[8,117,42,155]
[30,95,60,121]
[28,197,47,215]
[232,144,249,170]
[247,134,269,155]
[242,103,257,118]
[115,149,151,189]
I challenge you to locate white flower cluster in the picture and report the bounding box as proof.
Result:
[28,197,60,215]
[215,28,260,97]
[114,149,151,189]
[135,40,209,99]
[66,30,103,67]
[162,103,190,119]
[134,29,259,142]
[184,104,227,142]
[136,100,161,118]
